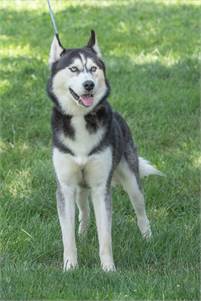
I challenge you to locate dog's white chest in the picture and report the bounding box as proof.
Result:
[74,155,88,167]
[60,116,104,156]
[53,147,112,188]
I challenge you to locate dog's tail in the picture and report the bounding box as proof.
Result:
[139,157,165,178]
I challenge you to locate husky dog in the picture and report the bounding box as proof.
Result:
[47,30,162,272]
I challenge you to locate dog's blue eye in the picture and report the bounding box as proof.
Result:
[90,66,97,73]
[69,66,79,72]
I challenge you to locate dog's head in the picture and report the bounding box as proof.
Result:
[48,30,109,115]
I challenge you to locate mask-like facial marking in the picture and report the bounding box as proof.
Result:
[48,31,109,115]
[51,50,108,115]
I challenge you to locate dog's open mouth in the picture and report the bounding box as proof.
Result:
[69,88,94,107]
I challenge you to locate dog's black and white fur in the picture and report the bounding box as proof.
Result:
[47,31,162,272]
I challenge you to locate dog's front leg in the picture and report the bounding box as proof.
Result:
[56,184,77,271]
[91,186,115,272]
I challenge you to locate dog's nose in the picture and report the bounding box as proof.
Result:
[83,80,95,91]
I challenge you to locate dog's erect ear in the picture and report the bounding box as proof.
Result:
[49,35,64,67]
[86,30,102,58]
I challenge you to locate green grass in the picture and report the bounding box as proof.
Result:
[0,0,200,300]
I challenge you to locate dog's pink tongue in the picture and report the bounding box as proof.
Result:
[80,96,93,107]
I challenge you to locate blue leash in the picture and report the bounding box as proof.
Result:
[47,0,64,48]
[47,0,58,36]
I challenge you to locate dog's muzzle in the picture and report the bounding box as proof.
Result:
[69,88,94,107]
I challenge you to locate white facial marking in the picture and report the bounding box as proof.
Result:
[80,53,87,68]
[52,54,108,115]
[69,58,83,72]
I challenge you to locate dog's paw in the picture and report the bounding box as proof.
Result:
[101,262,116,272]
[63,258,78,272]
[137,217,152,240]
[142,228,152,240]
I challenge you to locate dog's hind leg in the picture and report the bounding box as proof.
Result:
[76,187,90,236]
[118,159,152,239]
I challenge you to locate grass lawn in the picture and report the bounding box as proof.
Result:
[0,0,200,300]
